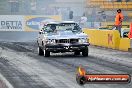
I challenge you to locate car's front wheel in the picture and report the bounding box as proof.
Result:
[82,47,88,57]
[38,47,44,56]
[44,50,50,57]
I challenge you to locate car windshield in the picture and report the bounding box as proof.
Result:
[43,24,59,33]
[43,23,81,33]
[59,23,81,32]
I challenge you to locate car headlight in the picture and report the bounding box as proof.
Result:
[46,39,56,44]
[79,38,88,43]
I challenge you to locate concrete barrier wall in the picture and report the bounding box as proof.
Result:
[83,28,131,51]
[119,38,131,51]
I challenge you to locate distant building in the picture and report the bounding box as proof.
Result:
[0,0,31,15]
[0,0,55,15]
[0,0,9,15]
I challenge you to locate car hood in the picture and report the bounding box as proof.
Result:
[44,31,88,39]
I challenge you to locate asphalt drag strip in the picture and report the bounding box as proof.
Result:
[0,42,132,88]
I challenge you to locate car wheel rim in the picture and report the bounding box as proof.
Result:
[44,50,45,55]
[37,47,39,54]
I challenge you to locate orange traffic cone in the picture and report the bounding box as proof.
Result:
[128,23,132,39]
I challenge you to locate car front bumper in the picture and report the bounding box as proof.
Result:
[45,43,90,52]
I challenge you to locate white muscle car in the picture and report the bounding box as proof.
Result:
[37,21,90,57]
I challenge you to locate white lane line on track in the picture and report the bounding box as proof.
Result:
[0,47,14,88]
[0,70,14,88]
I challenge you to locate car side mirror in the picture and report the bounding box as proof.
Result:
[39,31,43,34]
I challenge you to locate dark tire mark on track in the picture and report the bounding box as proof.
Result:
[0,42,54,88]
[1,42,132,74]
[0,42,32,52]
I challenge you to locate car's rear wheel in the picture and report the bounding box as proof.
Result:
[44,50,50,57]
[38,47,44,56]
[74,51,80,56]
[82,47,88,57]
